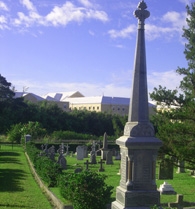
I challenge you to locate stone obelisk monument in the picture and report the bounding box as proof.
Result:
[111,1,162,209]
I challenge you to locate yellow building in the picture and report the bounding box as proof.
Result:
[14,91,156,116]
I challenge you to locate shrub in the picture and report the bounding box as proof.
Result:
[51,130,97,141]
[35,156,62,187]
[7,121,47,144]
[26,142,62,187]
[59,170,113,209]
[7,123,23,143]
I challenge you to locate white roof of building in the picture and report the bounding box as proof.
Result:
[42,91,84,101]
[64,96,130,105]
[14,92,44,101]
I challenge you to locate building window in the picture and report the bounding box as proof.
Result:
[93,107,95,110]
[97,106,99,110]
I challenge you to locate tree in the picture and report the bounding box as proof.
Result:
[150,3,195,169]
[0,74,15,101]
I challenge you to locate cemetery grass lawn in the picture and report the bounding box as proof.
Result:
[156,168,195,205]
[51,155,195,207]
[0,144,53,209]
[1,145,195,207]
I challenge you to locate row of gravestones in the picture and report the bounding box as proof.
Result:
[40,143,67,170]
[39,142,121,171]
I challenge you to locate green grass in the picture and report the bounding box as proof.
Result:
[51,154,195,206]
[0,144,53,209]
[1,144,195,208]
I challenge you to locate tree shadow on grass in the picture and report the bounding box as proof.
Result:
[0,203,27,208]
[0,152,20,157]
[0,169,27,192]
[0,152,22,164]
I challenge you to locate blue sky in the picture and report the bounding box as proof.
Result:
[0,0,192,98]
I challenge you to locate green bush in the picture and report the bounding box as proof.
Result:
[26,142,62,187]
[51,130,97,140]
[35,156,62,187]
[59,170,113,209]
[7,121,47,144]
[7,123,23,143]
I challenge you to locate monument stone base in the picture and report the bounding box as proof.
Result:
[101,149,109,160]
[112,186,160,209]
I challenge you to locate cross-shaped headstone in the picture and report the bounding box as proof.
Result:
[91,140,96,152]
[84,160,90,170]
[168,194,183,209]
[65,144,70,155]
[98,159,105,172]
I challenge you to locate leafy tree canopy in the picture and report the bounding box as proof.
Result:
[0,74,15,101]
[150,3,195,169]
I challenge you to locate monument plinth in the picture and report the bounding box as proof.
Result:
[111,1,162,209]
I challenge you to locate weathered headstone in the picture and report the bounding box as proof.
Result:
[98,159,105,172]
[106,150,113,165]
[57,143,65,155]
[76,146,84,160]
[74,167,83,173]
[159,181,176,195]
[48,145,56,161]
[58,154,66,170]
[91,140,96,152]
[168,194,183,209]
[158,160,174,180]
[101,132,109,160]
[83,145,88,158]
[65,144,70,155]
[115,151,121,160]
[90,151,97,164]
[177,161,185,173]
[84,160,90,170]
[25,134,31,143]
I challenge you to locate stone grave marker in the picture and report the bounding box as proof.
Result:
[48,145,55,161]
[177,161,185,173]
[65,144,70,156]
[159,181,176,195]
[83,145,88,158]
[98,159,105,172]
[76,145,84,160]
[158,159,174,180]
[168,194,183,209]
[101,132,109,160]
[74,167,83,173]
[58,154,67,170]
[90,150,97,164]
[84,160,90,170]
[106,150,113,165]
[115,151,121,160]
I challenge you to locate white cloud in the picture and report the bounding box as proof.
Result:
[11,69,183,99]
[13,1,108,27]
[20,0,36,12]
[78,0,93,8]
[162,11,186,30]
[0,1,8,11]
[148,70,183,94]
[108,24,136,39]
[108,11,187,42]
[146,24,177,41]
